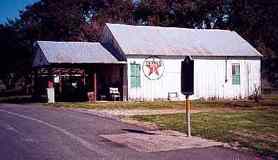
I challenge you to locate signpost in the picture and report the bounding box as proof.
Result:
[181,56,194,137]
[185,95,191,136]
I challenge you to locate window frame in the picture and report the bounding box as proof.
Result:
[130,63,141,88]
[232,63,240,85]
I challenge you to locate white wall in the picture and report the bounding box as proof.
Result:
[194,58,261,99]
[127,56,261,101]
[127,57,184,101]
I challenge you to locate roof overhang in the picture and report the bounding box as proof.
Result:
[33,41,126,68]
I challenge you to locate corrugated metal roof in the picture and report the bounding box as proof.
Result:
[36,41,124,64]
[105,23,262,57]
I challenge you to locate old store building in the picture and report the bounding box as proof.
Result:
[33,23,262,101]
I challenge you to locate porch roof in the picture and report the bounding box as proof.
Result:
[33,41,125,67]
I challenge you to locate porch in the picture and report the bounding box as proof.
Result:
[33,63,127,102]
[32,41,127,102]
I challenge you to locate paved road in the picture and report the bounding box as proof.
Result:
[0,103,259,160]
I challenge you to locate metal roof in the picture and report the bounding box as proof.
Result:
[36,41,124,64]
[105,23,262,57]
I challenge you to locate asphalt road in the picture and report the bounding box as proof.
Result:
[0,103,259,160]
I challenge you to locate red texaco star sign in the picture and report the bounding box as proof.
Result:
[147,60,161,76]
[143,56,165,80]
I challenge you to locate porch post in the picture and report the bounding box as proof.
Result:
[93,71,97,102]
[32,68,40,101]
[59,73,63,96]
[122,64,128,101]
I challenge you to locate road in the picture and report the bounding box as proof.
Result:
[0,103,258,160]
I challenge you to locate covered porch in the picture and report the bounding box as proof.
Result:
[32,41,127,102]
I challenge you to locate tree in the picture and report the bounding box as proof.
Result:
[231,0,278,87]
[0,0,278,87]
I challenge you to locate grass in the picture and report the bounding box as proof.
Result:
[47,95,278,157]
[46,100,239,110]
[132,108,278,157]
[1,93,277,157]
[47,101,186,110]
[46,94,278,111]
[0,95,33,103]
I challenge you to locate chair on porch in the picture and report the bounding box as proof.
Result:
[109,87,120,101]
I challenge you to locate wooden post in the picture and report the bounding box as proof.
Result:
[185,95,191,137]
[122,65,128,101]
[59,75,63,97]
[32,69,40,100]
[83,70,86,86]
[93,71,97,102]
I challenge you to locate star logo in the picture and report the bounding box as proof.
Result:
[143,56,165,80]
[146,57,162,76]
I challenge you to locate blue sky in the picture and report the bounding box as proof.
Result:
[0,0,38,24]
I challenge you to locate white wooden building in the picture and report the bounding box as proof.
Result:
[101,23,262,101]
[33,23,262,101]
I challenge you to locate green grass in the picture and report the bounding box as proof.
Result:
[0,95,33,103]
[47,101,186,110]
[46,94,278,111]
[45,95,278,156]
[46,100,235,110]
[132,110,278,157]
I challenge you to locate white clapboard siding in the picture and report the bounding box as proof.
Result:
[101,23,262,101]
[127,56,261,101]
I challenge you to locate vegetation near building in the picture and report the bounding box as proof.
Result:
[0,0,278,94]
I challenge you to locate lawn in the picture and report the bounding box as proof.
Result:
[46,94,278,111]
[132,106,278,157]
[0,95,33,103]
[47,95,278,157]
[46,100,240,111]
[47,101,187,110]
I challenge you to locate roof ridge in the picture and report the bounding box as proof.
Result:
[106,23,232,32]
[37,41,100,44]
[104,23,262,57]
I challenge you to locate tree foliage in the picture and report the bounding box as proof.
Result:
[0,0,277,86]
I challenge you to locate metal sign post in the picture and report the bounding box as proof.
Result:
[181,56,194,137]
[185,95,191,137]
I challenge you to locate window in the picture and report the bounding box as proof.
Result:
[232,63,240,85]
[130,64,141,88]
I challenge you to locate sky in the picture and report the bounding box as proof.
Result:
[0,0,38,24]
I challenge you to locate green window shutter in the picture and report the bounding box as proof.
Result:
[232,64,240,85]
[130,64,141,88]
[136,72,141,87]
[130,77,137,88]
[130,64,136,77]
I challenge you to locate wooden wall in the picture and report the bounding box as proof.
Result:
[126,56,261,101]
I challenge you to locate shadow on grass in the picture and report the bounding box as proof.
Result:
[0,95,46,104]
[122,128,156,135]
